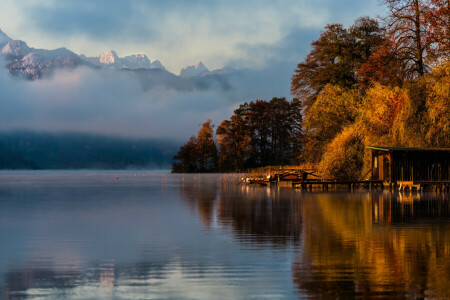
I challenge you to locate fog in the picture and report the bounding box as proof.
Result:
[0,62,293,141]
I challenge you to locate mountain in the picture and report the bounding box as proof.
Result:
[0,29,11,48]
[81,50,166,70]
[0,29,168,79]
[1,38,85,79]
[180,61,210,77]
[0,28,236,83]
[1,40,31,58]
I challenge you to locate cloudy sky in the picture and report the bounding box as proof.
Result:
[1,0,382,72]
[0,0,384,140]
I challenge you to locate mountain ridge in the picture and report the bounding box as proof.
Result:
[0,28,236,80]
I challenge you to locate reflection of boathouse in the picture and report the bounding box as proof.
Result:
[368,146,450,184]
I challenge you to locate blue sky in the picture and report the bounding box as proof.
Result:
[1,0,383,73]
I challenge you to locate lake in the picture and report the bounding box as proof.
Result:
[0,172,449,299]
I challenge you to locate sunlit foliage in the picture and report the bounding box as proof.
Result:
[425,60,450,146]
[296,0,449,179]
[302,84,363,162]
[319,125,365,181]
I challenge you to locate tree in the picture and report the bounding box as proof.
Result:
[287,98,304,164]
[301,85,362,162]
[291,24,354,110]
[319,125,365,181]
[196,120,218,172]
[425,60,450,147]
[428,0,450,58]
[291,18,383,110]
[361,83,410,145]
[246,100,271,166]
[216,113,250,172]
[172,120,218,173]
[350,17,386,63]
[357,38,409,86]
[383,0,432,77]
[172,136,198,173]
[216,98,303,170]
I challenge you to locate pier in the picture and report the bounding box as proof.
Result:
[241,147,450,193]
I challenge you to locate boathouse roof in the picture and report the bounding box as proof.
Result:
[366,146,450,152]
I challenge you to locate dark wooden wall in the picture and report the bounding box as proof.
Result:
[372,149,450,183]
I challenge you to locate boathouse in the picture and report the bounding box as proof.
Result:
[367,146,450,184]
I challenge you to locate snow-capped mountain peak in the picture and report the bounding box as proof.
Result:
[81,51,166,70]
[121,53,152,69]
[99,50,119,65]
[180,61,210,77]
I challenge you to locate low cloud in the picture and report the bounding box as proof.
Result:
[0,62,294,141]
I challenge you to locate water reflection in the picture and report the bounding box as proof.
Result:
[180,178,218,228]
[0,174,449,299]
[179,178,450,298]
[217,185,302,247]
[180,178,302,246]
[292,191,450,299]
[373,191,450,223]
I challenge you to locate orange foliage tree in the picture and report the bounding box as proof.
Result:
[319,125,365,181]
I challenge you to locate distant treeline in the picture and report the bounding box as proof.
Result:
[0,132,178,169]
[173,0,449,178]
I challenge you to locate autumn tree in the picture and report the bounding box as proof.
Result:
[268,97,303,165]
[425,60,450,147]
[319,125,365,181]
[427,0,450,58]
[216,111,250,172]
[215,98,303,170]
[383,0,432,77]
[301,85,363,162]
[291,18,383,110]
[246,100,271,166]
[357,38,409,86]
[196,120,218,172]
[172,120,218,173]
[361,83,410,144]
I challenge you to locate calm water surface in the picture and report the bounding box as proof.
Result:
[0,172,449,299]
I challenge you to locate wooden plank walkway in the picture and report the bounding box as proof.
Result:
[292,180,384,191]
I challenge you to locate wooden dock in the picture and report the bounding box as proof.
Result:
[242,170,449,193]
[292,180,384,191]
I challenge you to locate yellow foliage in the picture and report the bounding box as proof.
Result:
[305,84,361,133]
[362,83,410,143]
[426,60,450,147]
[302,84,363,162]
[319,125,365,181]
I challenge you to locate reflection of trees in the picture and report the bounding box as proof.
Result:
[179,178,219,228]
[217,185,302,246]
[179,180,303,246]
[293,192,450,298]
